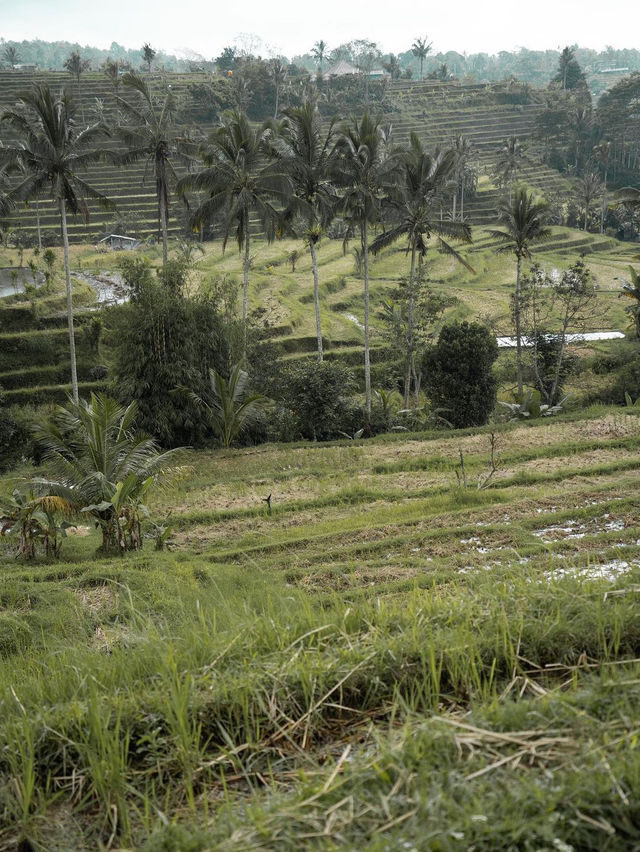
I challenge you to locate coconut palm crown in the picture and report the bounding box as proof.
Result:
[178,110,291,350]
[486,186,551,395]
[269,100,339,360]
[370,133,473,405]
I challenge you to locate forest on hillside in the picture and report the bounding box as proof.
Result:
[1,36,639,95]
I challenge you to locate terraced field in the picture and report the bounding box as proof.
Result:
[1,222,636,407]
[0,70,574,244]
[2,407,640,848]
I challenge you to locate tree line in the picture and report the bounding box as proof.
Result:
[0,72,636,457]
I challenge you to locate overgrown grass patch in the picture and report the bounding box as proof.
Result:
[2,407,640,847]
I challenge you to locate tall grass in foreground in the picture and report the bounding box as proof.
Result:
[1,557,640,847]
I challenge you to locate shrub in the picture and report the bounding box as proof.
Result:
[423,321,498,429]
[107,272,232,448]
[528,331,577,405]
[276,361,357,441]
[0,402,41,472]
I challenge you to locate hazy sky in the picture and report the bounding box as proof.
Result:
[2,0,638,60]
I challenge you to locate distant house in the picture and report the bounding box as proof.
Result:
[12,64,38,72]
[322,59,389,80]
[98,234,141,251]
[323,59,360,78]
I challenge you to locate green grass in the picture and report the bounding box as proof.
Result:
[2,408,640,848]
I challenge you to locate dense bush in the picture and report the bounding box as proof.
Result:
[528,332,577,405]
[423,321,498,429]
[274,361,358,441]
[0,328,90,372]
[589,341,638,375]
[107,265,233,447]
[592,356,640,405]
[0,398,41,472]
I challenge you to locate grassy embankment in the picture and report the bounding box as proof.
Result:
[1,408,640,848]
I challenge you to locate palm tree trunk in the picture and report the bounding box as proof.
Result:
[515,253,523,398]
[242,215,250,354]
[362,223,371,416]
[36,197,42,250]
[404,245,417,408]
[160,200,169,268]
[309,239,323,361]
[59,198,79,404]
[157,155,169,270]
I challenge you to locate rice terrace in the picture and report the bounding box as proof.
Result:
[1,25,640,851]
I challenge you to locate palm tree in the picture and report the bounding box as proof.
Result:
[115,72,182,269]
[493,136,528,205]
[63,51,91,121]
[619,266,640,338]
[371,134,473,406]
[269,59,288,118]
[383,54,402,81]
[186,363,269,448]
[4,45,20,67]
[334,112,392,414]
[487,186,550,396]
[102,57,122,123]
[593,142,612,233]
[311,40,328,74]
[0,84,113,403]
[411,37,432,80]
[574,168,604,231]
[178,111,290,351]
[450,134,473,221]
[33,393,184,553]
[270,101,339,360]
[142,43,156,74]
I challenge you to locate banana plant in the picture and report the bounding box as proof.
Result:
[33,393,185,554]
[0,490,72,559]
[81,474,153,554]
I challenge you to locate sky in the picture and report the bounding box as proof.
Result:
[2,0,639,60]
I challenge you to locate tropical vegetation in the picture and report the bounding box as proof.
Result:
[1,36,640,851]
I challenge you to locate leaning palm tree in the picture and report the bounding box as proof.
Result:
[486,186,550,396]
[371,134,473,406]
[411,36,432,80]
[270,101,339,360]
[177,111,291,351]
[33,393,184,553]
[115,72,183,269]
[0,84,113,403]
[334,112,392,415]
